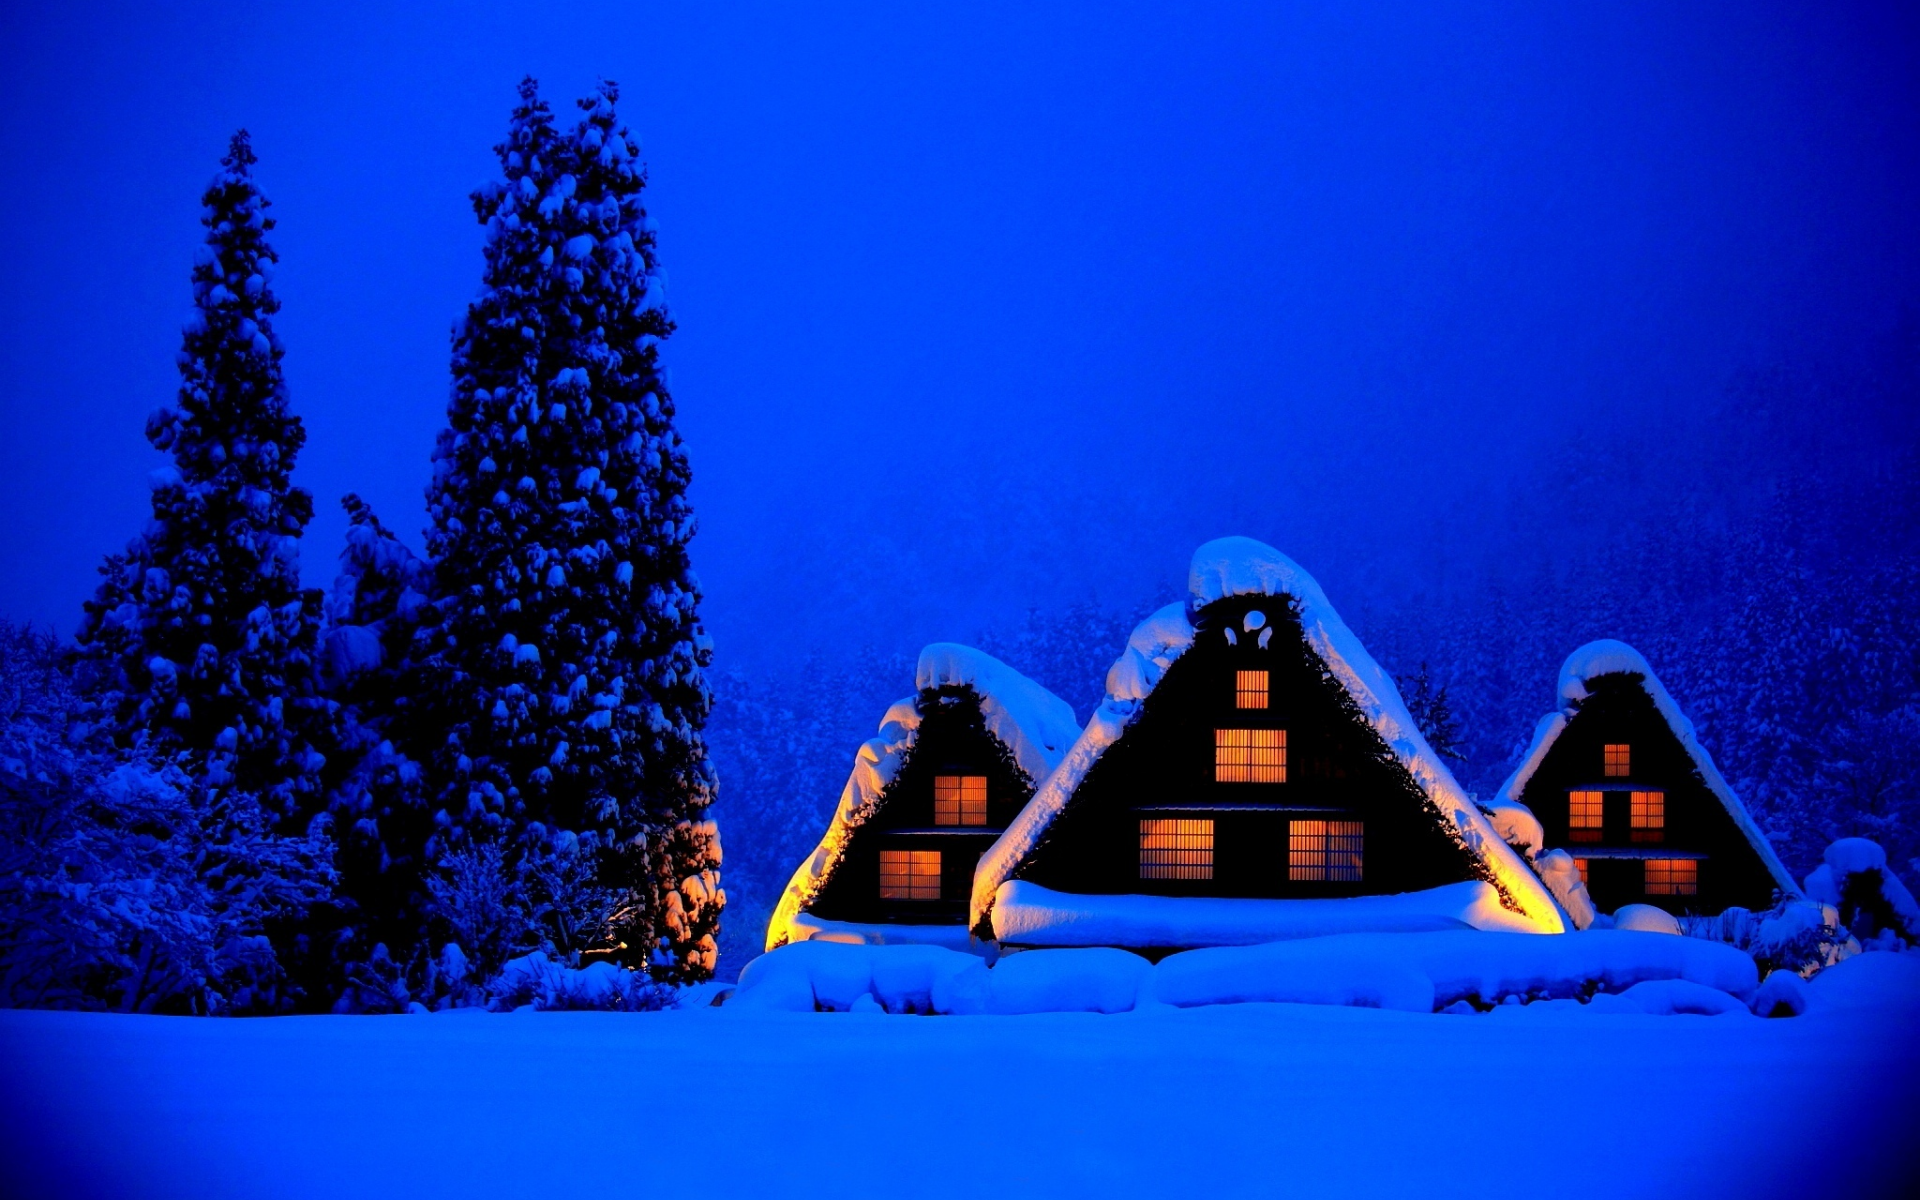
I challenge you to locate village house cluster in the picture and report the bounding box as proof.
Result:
[766,537,1797,955]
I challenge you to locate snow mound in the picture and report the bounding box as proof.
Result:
[987,948,1150,1015]
[729,941,988,1014]
[785,913,984,952]
[975,538,1565,937]
[1534,849,1598,930]
[1495,639,1798,900]
[765,646,1081,952]
[1613,904,1682,935]
[1154,941,1435,1012]
[1609,978,1750,1016]
[992,880,1540,949]
[1751,969,1810,1017]
[1803,950,1920,1014]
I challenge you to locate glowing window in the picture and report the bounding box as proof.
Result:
[1630,790,1665,843]
[933,775,988,826]
[1574,857,1590,885]
[1289,820,1364,881]
[1644,859,1698,896]
[1568,790,1605,842]
[1140,819,1214,880]
[1235,670,1270,709]
[1216,729,1286,782]
[1603,744,1631,777]
[878,850,941,900]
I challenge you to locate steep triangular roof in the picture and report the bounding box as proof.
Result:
[1492,638,1798,897]
[972,537,1567,936]
[765,644,1083,951]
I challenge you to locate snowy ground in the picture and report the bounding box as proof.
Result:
[3,955,1918,1200]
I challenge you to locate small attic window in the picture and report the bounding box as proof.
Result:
[1603,743,1631,777]
[1568,790,1604,842]
[1216,729,1286,782]
[1644,859,1697,896]
[1630,790,1665,843]
[1140,819,1213,879]
[933,775,988,826]
[1289,820,1363,881]
[1235,670,1269,709]
[879,850,941,900]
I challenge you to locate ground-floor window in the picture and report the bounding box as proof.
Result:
[1289,819,1363,881]
[1139,818,1214,879]
[879,849,942,900]
[1644,859,1698,896]
[1574,857,1589,885]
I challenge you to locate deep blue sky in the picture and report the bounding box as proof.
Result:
[2,3,1915,669]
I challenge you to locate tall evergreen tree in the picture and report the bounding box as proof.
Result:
[416,79,721,981]
[75,131,330,825]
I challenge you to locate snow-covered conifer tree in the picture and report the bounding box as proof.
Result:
[75,131,331,825]
[416,79,721,981]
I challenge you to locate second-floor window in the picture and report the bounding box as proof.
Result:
[933,775,988,826]
[1604,743,1631,777]
[1568,790,1604,842]
[879,849,942,900]
[1630,790,1665,843]
[1216,729,1286,782]
[1235,670,1270,709]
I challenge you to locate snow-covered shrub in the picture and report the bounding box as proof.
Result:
[489,952,674,1012]
[1680,898,1856,979]
[425,840,531,981]
[1802,837,1919,948]
[0,623,333,1013]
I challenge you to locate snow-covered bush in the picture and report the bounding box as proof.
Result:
[0,622,333,1013]
[1680,898,1856,979]
[1802,837,1919,948]
[488,952,674,1012]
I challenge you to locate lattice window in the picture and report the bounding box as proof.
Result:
[1630,790,1665,843]
[1289,819,1364,881]
[1574,857,1590,885]
[1235,670,1270,710]
[1140,819,1214,880]
[879,850,941,900]
[1644,859,1698,896]
[1603,743,1631,777]
[1216,729,1286,782]
[933,775,988,826]
[1568,790,1605,842]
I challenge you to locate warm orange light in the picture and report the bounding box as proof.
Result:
[1289,819,1363,881]
[1644,859,1697,896]
[1216,728,1286,782]
[1603,743,1631,777]
[1235,670,1270,709]
[1574,857,1590,885]
[933,775,988,826]
[1140,818,1214,879]
[1630,790,1665,843]
[1568,790,1605,842]
[879,849,941,899]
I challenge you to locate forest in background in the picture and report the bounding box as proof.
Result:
[707,315,1920,974]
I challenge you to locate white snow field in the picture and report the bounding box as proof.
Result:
[2,952,1917,1200]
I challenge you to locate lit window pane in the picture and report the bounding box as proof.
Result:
[1568,790,1605,842]
[1630,790,1665,843]
[1644,859,1697,896]
[1235,670,1270,709]
[879,849,942,900]
[1289,820,1363,881]
[1574,857,1590,885]
[933,775,988,826]
[1603,744,1631,777]
[1140,819,1213,879]
[1216,729,1286,782]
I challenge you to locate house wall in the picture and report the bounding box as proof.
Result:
[807,686,1034,925]
[1013,596,1485,899]
[1521,674,1780,915]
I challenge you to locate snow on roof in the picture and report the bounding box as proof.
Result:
[1492,638,1799,897]
[764,644,1081,952]
[972,537,1568,937]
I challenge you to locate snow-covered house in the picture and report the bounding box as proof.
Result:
[970,538,1565,952]
[765,645,1082,951]
[1492,640,1797,920]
